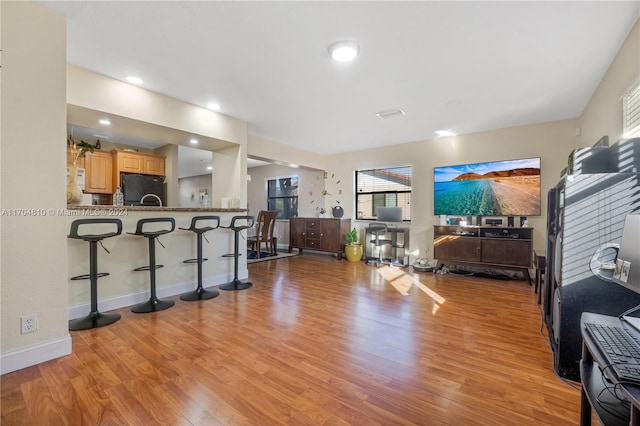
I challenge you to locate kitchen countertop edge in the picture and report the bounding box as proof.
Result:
[66,205,248,213]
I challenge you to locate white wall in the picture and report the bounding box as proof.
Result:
[178,175,213,208]
[1,1,71,373]
[247,164,325,247]
[579,20,639,145]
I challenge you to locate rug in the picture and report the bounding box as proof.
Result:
[246,250,298,264]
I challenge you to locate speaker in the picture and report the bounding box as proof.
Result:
[466,216,472,226]
[520,216,527,227]
[507,216,514,227]
[476,215,482,226]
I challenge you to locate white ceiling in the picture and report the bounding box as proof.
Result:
[39,1,639,156]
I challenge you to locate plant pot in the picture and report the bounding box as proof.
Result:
[345,243,363,262]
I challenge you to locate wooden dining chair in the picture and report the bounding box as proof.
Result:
[248,210,279,257]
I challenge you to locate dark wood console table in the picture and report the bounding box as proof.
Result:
[433,225,533,284]
[289,217,351,260]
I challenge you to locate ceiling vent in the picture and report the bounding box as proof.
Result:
[376,108,405,119]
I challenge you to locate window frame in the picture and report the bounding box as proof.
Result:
[355,166,412,222]
[266,175,299,219]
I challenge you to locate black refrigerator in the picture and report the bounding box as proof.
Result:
[121,173,165,206]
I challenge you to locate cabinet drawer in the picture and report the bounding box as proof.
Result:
[305,238,321,249]
[306,220,320,230]
[307,230,321,239]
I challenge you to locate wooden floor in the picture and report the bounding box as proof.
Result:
[2,254,582,425]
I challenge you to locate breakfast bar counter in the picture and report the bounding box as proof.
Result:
[66,206,249,321]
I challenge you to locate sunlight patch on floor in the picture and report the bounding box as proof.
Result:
[376,266,446,314]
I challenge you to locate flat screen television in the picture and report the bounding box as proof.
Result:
[434,157,541,216]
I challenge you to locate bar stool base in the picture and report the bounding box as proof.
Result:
[131,298,175,313]
[219,279,252,291]
[180,287,220,301]
[69,311,121,331]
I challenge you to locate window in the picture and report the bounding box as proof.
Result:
[355,166,411,220]
[267,176,298,219]
[623,77,640,138]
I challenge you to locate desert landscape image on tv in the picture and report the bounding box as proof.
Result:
[434,158,541,216]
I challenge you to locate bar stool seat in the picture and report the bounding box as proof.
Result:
[179,215,221,301]
[68,218,122,330]
[128,217,175,313]
[219,215,255,291]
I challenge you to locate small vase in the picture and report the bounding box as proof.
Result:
[67,165,83,205]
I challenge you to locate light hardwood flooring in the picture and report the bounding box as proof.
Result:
[2,253,582,425]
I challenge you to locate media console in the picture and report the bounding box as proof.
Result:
[433,225,533,284]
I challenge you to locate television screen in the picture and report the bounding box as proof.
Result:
[434,157,541,216]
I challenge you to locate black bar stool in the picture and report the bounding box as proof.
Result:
[179,215,221,301]
[128,217,175,313]
[68,218,122,330]
[219,215,255,291]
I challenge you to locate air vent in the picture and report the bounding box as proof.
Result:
[376,108,405,119]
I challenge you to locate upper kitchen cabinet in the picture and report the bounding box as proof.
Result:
[84,150,113,194]
[112,150,165,176]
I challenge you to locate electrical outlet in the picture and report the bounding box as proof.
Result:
[21,314,37,334]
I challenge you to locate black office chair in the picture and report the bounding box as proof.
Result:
[365,223,393,266]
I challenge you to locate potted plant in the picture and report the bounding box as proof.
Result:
[344,227,363,262]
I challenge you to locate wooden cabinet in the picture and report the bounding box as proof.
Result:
[84,150,113,194]
[289,218,351,260]
[112,149,166,188]
[434,225,533,284]
[112,150,165,176]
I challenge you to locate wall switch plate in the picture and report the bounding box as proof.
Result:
[21,314,37,334]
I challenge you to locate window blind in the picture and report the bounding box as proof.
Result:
[623,78,640,138]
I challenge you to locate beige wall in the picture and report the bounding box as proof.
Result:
[178,174,213,208]
[579,20,640,146]
[325,119,580,258]
[1,1,71,373]
[248,134,328,171]
[247,164,325,247]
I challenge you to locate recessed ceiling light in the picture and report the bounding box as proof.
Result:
[207,102,220,111]
[435,130,456,137]
[206,166,213,171]
[328,40,360,62]
[190,139,198,144]
[126,76,143,85]
[98,119,111,126]
[376,108,405,119]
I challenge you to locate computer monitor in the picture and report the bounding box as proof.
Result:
[376,207,403,223]
[613,214,640,329]
[614,214,640,292]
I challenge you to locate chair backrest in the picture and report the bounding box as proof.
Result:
[255,210,279,241]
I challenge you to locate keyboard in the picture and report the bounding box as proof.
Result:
[584,322,640,384]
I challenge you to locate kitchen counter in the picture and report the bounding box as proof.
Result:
[67,205,247,213]
[67,208,251,321]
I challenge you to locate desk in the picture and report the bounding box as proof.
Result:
[534,249,545,304]
[580,312,640,425]
[364,225,410,266]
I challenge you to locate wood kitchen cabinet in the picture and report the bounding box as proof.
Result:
[289,217,351,260]
[433,225,533,284]
[84,150,113,194]
[112,150,165,175]
[112,149,166,187]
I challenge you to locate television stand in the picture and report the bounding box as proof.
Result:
[433,225,533,284]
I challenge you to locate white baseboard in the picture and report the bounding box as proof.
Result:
[1,269,249,375]
[1,336,72,375]
[69,269,248,320]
